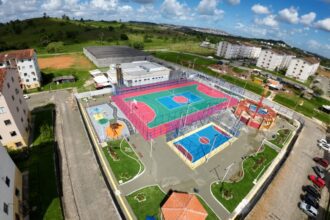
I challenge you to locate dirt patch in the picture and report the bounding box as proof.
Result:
[317,66,330,78]
[39,54,94,70]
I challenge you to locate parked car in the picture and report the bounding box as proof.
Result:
[313,166,326,179]
[318,139,329,145]
[313,157,329,168]
[302,185,321,199]
[299,201,318,218]
[318,142,330,151]
[309,175,326,188]
[23,94,30,99]
[301,193,319,209]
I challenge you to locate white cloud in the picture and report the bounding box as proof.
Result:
[90,0,118,11]
[300,12,316,25]
[278,7,299,24]
[251,4,270,14]
[314,18,330,32]
[235,22,244,29]
[160,0,190,20]
[307,39,321,49]
[197,0,224,20]
[255,14,278,27]
[227,0,240,5]
[42,0,62,10]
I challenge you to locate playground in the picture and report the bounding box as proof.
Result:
[168,123,235,169]
[86,104,130,143]
[112,81,238,140]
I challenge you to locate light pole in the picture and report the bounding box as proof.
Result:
[149,138,154,158]
[207,134,219,162]
[220,162,235,192]
[183,102,191,128]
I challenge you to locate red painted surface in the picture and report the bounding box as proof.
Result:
[129,101,155,124]
[176,144,193,161]
[173,95,189,103]
[113,81,239,140]
[199,137,210,144]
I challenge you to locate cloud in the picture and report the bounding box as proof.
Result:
[42,0,62,10]
[197,0,224,19]
[226,0,240,5]
[300,12,316,25]
[255,14,278,27]
[278,7,299,24]
[132,0,154,3]
[314,18,330,32]
[307,39,321,49]
[90,0,118,11]
[160,0,190,20]
[251,4,270,14]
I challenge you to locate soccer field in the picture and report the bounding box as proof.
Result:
[113,81,238,139]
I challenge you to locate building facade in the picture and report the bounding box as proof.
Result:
[0,145,24,220]
[256,50,284,71]
[0,68,30,149]
[0,49,42,90]
[285,57,320,82]
[216,41,261,59]
[279,54,296,70]
[107,61,171,87]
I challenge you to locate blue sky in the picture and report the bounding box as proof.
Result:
[0,0,329,58]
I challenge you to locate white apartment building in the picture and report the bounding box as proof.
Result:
[279,54,296,69]
[107,61,171,87]
[216,41,261,59]
[0,49,42,90]
[256,49,285,71]
[0,145,24,220]
[286,57,320,82]
[0,68,30,149]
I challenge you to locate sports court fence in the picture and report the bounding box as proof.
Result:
[114,78,189,95]
[112,95,237,140]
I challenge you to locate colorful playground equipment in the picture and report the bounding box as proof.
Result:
[235,88,276,130]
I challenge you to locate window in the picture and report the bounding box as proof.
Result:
[15,88,19,94]
[24,73,27,76]
[33,78,36,81]
[3,203,8,214]
[23,109,26,114]
[10,131,17,137]
[29,65,32,68]
[15,188,20,197]
[16,107,19,112]
[18,66,20,70]
[7,82,10,88]
[15,142,22,148]
[15,213,20,220]
[11,76,14,82]
[26,79,29,82]
[21,117,23,122]
[19,99,22,104]
[0,135,2,140]
[31,72,35,75]
[5,176,10,187]
[12,95,15,101]
[0,107,5,114]
[4,119,11,125]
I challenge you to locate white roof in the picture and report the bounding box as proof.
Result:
[94,75,109,84]
[90,69,102,76]
[108,61,170,79]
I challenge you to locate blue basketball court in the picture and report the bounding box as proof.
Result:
[173,124,231,163]
[157,91,203,110]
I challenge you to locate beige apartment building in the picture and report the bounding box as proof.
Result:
[0,68,30,149]
[0,49,42,90]
[0,144,24,220]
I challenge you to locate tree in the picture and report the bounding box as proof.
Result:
[46,42,64,53]
[43,12,47,19]
[312,86,324,96]
[108,26,114,31]
[132,42,144,50]
[80,18,84,22]
[120,33,129,41]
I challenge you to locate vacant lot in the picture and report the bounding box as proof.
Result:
[39,53,94,70]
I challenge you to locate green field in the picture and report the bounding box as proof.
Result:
[124,84,227,128]
[102,139,144,183]
[269,129,292,148]
[211,145,278,213]
[11,105,63,220]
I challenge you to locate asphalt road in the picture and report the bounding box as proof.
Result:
[247,118,329,220]
[27,90,120,220]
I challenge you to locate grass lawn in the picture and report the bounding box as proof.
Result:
[211,145,278,213]
[269,129,292,148]
[11,105,63,220]
[103,139,144,183]
[126,186,166,220]
[274,93,330,124]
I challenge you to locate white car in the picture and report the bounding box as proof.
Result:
[318,142,330,151]
[23,94,30,99]
[299,201,318,218]
[318,139,329,145]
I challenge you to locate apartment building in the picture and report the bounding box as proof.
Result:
[0,68,30,149]
[0,49,42,90]
[279,54,296,69]
[0,144,24,220]
[216,41,261,59]
[256,49,285,71]
[286,57,320,82]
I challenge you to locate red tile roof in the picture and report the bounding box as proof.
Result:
[0,49,35,62]
[161,192,208,220]
[0,68,7,92]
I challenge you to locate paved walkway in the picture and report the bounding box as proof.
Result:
[27,91,120,220]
